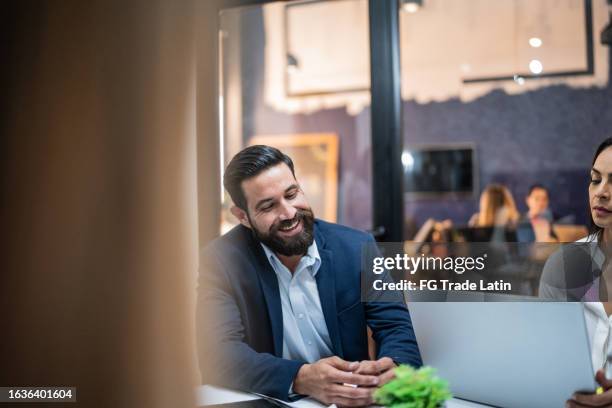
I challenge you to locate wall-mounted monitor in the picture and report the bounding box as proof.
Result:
[403,144,477,197]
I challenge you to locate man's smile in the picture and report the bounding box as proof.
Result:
[277,218,303,237]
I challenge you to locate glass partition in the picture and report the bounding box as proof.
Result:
[399,0,610,245]
[218,0,374,235]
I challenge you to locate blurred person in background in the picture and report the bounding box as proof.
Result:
[469,183,520,228]
[197,145,421,407]
[525,184,553,221]
[518,184,558,243]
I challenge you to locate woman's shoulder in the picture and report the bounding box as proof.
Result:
[576,234,597,243]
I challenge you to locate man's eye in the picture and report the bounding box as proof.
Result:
[591,178,601,184]
[286,191,298,199]
[260,205,273,212]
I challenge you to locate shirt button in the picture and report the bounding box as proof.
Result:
[298,313,304,319]
[307,341,313,345]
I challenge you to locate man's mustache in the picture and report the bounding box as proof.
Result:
[270,209,313,234]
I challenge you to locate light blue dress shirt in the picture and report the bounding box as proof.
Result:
[261,241,334,363]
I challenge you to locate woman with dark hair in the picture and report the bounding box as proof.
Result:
[553,138,612,406]
[587,138,612,244]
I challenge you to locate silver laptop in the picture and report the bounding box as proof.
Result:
[408,299,596,408]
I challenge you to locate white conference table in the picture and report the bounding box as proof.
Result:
[197,385,492,408]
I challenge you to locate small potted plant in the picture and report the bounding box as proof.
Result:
[373,365,452,408]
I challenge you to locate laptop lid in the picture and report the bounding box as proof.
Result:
[408,301,596,408]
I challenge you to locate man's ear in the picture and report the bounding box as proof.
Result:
[230,205,252,229]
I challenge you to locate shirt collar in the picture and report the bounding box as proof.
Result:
[261,240,321,276]
[584,234,605,268]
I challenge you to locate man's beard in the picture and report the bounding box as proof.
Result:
[250,208,315,256]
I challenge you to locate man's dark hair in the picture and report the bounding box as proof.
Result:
[223,145,295,210]
[527,183,549,196]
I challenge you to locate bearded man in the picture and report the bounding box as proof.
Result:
[197,145,421,407]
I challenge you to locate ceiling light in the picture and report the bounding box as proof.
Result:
[402,151,414,169]
[529,59,543,74]
[400,0,422,13]
[528,37,543,48]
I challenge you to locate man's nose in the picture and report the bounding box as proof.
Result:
[278,200,297,220]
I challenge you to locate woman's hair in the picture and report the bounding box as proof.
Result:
[476,183,519,227]
[588,138,612,242]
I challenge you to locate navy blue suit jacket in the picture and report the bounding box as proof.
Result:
[197,219,421,400]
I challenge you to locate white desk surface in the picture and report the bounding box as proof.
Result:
[197,385,492,408]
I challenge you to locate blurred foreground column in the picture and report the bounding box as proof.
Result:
[0,1,200,407]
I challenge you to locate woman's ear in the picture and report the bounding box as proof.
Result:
[230,205,252,229]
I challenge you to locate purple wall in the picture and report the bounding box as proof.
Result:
[250,77,612,234]
[401,80,612,230]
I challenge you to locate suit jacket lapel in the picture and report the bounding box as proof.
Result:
[315,230,343,356]
[247,231,284,357]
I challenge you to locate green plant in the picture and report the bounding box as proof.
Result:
[373,365,452,408]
